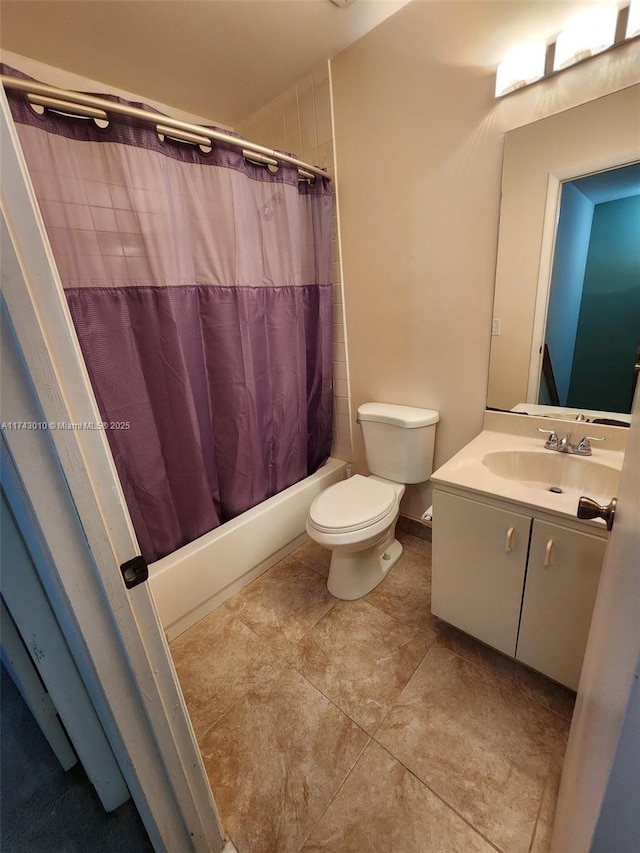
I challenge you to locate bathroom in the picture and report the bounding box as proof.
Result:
[0,1,639,852]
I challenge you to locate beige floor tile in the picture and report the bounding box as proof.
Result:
[365,540,440,637]
[175,535,569,852]
[170,606,286,740]
[397,528,432,557]
[511,666,576,722]
[439,623,576,719]
[200,667,369,853]
[376,642,565,853]
[530,726,570,852]
[289,599,432,734]
[295,539,331,579]
[224,555,337,660]
[301,740,495,852]
[437,622,517,681]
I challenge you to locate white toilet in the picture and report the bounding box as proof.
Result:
[306,402,439,600]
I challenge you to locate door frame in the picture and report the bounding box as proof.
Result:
[0,87,225,852]
[525,150,640,405]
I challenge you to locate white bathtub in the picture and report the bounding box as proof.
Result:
[149,457,348,640]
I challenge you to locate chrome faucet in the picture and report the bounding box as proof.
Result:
[574,435,606,456]
[537,428,605,456]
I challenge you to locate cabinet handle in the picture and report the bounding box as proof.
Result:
[544,538,554,567]
[505,526,515,553]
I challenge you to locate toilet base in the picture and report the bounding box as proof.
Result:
[326,530,403,600]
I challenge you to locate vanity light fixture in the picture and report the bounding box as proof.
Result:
[553,6,618,70]
[495,43,546,97]
[495,3,639,98]
[627,0,640,38]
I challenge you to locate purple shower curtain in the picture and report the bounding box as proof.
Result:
[5,69,333,563]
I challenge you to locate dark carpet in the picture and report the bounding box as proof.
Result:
[1,664,154,852]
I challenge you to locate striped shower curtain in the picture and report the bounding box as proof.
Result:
[5,68,333,563]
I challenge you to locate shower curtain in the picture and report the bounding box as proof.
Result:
[5,70,333,563]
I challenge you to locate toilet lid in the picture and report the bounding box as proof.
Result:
[309,475,397,533]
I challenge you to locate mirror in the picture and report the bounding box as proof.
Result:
[487,84,640,423]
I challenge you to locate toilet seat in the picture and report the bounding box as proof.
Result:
[308,474,397,534]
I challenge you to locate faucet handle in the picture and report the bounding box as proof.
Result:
[537,428,559,448]
[576,435,605,455]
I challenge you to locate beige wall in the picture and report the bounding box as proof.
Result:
[0,50,224,127]
[238,64,353,463]
[330,1,640,519]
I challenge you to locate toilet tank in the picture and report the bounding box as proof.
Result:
[357,403,439,484]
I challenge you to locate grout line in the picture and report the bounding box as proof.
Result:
[223,565,340,663]
[373,740,503,852]
[192,655,285,746]
[285,653,376,736]
[528,733,569,853]
[183,611,296,744]
[373,738,503,853]
[363,592,440,639]
[369,637,438,740]
[299,734,373,850]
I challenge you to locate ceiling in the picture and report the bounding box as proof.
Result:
[0,0,411,125]
[572,162,640,204]
[0,0,631,128]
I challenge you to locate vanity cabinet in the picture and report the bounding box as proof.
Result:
[431,489,607,690]
[517,520,605,689]
[430,490,530,657]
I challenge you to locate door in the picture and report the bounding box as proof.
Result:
[432,490,531,657]
[1,597,77,773]
[1,490,129,809]
[1,87,225,852]
[551,386,640,851]
[516,520,606,690]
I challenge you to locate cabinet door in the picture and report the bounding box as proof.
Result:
[517,520,606,690]
[431,490,531,657]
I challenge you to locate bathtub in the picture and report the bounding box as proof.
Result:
[149,457,348,640]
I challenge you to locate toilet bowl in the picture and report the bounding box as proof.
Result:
[306,402,439,600]
[306,474,405,600]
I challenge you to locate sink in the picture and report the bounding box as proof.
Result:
[482,450,620,500]
[431,427,625,523]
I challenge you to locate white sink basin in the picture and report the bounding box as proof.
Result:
[431,428,625,524]
[482,450,619,500]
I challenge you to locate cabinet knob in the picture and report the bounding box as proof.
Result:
[544,538,554,568]
[577,496,617,531]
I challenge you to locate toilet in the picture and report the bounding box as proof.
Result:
[306,402,439,600]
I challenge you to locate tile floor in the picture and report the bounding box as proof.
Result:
[170,531,574,853]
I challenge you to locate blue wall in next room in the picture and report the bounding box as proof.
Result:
[568,194,640,413]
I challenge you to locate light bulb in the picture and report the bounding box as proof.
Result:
[495,43,546,97]
[553,7,618,71]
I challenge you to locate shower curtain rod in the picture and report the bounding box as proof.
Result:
[0,75,332,182]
